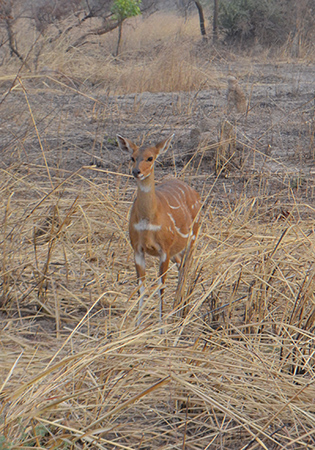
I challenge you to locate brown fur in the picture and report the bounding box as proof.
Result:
[117,134,201,327]
[227,76,247,113]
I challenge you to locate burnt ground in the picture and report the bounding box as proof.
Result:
[1,57,315,450]
[1,60,315,215]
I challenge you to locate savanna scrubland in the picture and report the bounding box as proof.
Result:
[1,2,315,448]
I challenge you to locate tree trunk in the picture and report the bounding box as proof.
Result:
[213,0,219,43]
[194,1,206,38]
[115,21,123,57]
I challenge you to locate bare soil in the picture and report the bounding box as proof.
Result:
[1,59,314,191]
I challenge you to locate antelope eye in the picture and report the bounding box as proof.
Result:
[147,156,153,162]
[131,157,135,162]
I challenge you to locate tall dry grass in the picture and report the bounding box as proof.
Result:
[1,140,315,448]
[1,10,315,450]
[1,13,220,94]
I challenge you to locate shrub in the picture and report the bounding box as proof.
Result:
[219,0,292,46]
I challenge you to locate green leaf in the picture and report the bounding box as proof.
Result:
[111,0,142,21]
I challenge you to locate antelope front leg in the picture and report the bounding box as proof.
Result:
[135,250,146,326]
[158,252,170,332]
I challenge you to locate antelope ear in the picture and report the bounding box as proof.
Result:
[155,133,175,156]
[117,135,137,154]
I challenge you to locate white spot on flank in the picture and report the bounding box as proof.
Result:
[167,213,190,239]
[134,219,161,231]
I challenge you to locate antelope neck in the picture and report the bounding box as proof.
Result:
[136,171,158,220]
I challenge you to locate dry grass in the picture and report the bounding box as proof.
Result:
[1,10,315,450]
[1,146,315,449]
[0,13,220,94]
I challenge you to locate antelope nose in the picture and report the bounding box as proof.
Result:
[132,168,141,178]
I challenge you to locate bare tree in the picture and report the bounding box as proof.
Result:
[31,0,84,34]
[194,0,207,38]
[8,0,139,61]
[0,0,154,68]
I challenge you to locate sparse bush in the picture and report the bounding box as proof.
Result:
[219,0,315,48]
[32,0,84,34]
[219,0,287,45]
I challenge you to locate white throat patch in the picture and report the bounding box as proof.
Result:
[139,183,151,193]
[134,219,161,231]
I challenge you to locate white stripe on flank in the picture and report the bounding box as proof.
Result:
[167,213,190,239]
[171,192,183,204]
[177,187,186,197]
[166,198,181,209]
[134,219,161,231]
[168,203,181,210]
